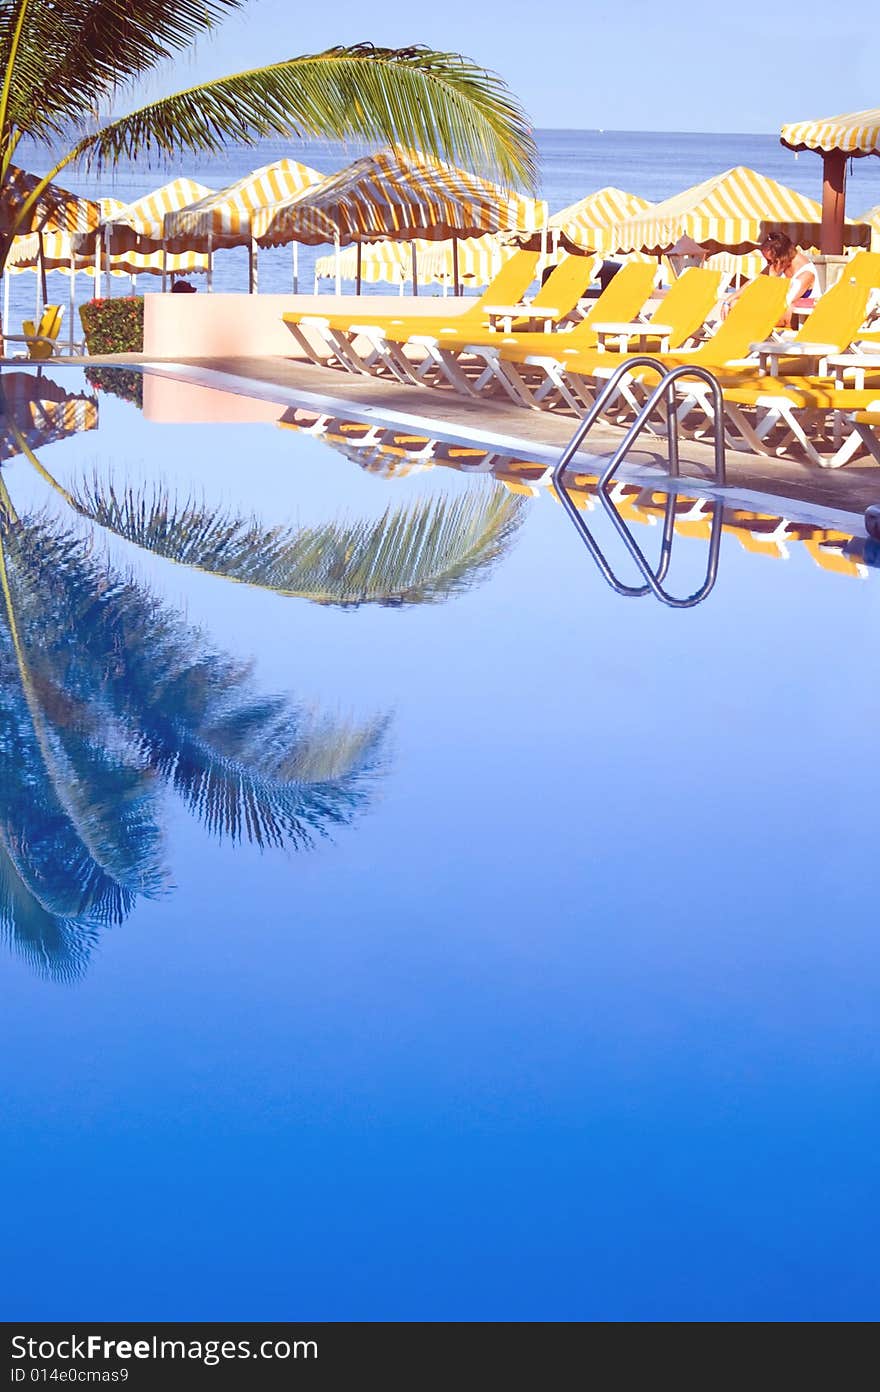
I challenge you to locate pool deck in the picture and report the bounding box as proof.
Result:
[17,350,880,530]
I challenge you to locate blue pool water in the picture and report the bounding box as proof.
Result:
[1,366,878,1321]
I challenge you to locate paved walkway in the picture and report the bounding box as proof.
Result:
[8,350,880,526]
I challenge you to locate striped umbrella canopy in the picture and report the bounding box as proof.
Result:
[314,233,514,288]
[253,147,546,248]
[0,372,97,462]
[92,178,215,255]
[605,166,869,255]
[315,239,409,286]
[706,249,765,284]
[7,237,208,279]
[417,235,514,285]
[781,109,880,254]
[781,108,880,157]
[549,187,653,252]
[7,199,208,278]
[514,187,653,255]
[163,159,324,248]
[0,165,99,236]
[859,206,880,251]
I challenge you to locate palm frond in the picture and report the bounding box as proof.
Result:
[68,474,527,607]
[74,44,537,189]
[2,0,242,138]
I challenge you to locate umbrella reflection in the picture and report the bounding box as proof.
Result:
[0,370,97,462]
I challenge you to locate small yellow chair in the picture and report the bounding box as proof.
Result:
[5,305,64,360]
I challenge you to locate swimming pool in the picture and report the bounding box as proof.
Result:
[2,365,878,1321]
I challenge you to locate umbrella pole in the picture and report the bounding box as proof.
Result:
[334,234,341,296]
[292,241,299,294]
[411,243,419,297]
[452,236,460,297]
[161,242,167,294]
[94,237,102,299]
[356,241,362,296]
[103,224,111,297]
[207,233,213,293]
[68,249,75,354]
[38,230,48,308]
[249,238,258,294]
[820,149,847,255]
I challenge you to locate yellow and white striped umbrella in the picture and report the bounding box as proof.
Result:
[606,166,868,254]
[0,165,99,236]
[315,240,409,285]
[163,159,324,247]
[858,206,880,251]
[314,233,515,288]
[706,249,765,284]
[99,178,215,253]
[253,146,546,248]
[781,109,880,156]
[545,187,653,253]
[7,199,208,278]
[417,235,514,285]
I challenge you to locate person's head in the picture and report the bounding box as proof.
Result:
[759,232,797,273]
[171,278,196,294]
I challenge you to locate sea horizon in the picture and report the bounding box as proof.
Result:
[5,127,879,318]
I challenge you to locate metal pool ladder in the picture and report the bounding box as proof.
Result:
[551,358,727,608]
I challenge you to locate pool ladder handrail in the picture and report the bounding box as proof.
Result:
[551,358,726,608]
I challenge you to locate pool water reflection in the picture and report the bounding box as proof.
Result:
[2,367,878,1322]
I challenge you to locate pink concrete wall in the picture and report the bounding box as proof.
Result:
[142,373,285,424]
[143,292,472,360]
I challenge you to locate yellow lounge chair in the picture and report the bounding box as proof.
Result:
[479,274,788,413]
[400,260,661,397]
[843,250,880,287]
[300,251,601,382]
[4,305,64,360]
[484,251,598,330]
[677,276,880,464]
[839,251,880,345]
[707,376,880,468]
[739,278,876,377]
[282,248,541,367]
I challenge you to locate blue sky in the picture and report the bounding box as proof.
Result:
[142,0,877,135]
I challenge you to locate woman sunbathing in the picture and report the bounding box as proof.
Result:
[721,231,817,324]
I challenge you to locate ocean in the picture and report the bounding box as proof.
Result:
[7,128,880,328]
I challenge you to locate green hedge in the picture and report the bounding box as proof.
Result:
[79,296,144,354]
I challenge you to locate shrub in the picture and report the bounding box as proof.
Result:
[79,297,144,354]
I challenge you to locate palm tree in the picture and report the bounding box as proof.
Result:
[0,1,537,273]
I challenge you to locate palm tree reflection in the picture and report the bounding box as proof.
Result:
[0,370,526,979]
[0,498,387,980]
